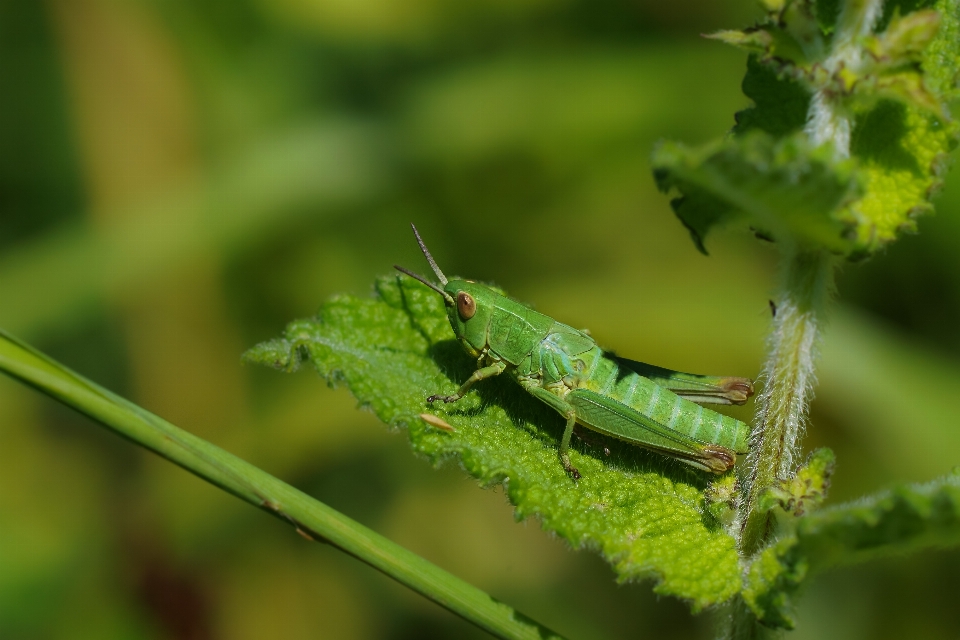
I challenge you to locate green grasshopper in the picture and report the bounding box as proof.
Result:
[395,225,753,479]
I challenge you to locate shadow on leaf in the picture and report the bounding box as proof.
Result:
[852,100,924,174]
[424,339,712,489]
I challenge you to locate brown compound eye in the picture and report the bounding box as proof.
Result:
[457,292,476,320]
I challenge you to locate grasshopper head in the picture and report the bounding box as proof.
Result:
[394,224,496,358]
[440,279,501,357]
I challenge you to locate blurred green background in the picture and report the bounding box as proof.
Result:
[1,0,959,638]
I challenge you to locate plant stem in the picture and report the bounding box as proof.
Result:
[805,91,851,157]
[0,328,565,640]
[804,0,884,157]
[726,597,779,640]
[723,248,836,639]
[740,248,837,555]
[723,3,880,633]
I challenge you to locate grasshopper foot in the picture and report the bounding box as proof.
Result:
[560,453,581,481]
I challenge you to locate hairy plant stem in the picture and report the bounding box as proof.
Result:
[724,248,837,639]
[726,597,777,640]
[741,247,837,553]
[719,1,882,632]
[804,0,883,156]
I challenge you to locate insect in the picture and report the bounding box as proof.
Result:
[395,225,753,479]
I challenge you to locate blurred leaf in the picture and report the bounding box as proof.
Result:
[732,55,814,137]
[404,46,747,167]
[706,0,824,69]
[0,121,386,339]
[244,275,743,610]
[865,10,941,71]
[849,0,960,245]
[651,132,862,255]
[744,471,960,628]
[820,309,960,482]
[256,0,559,44]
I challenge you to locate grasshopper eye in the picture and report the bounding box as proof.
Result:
[457,292,476,320]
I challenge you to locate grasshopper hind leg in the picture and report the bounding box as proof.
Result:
[519,381,581,480]
[559,411,581,480]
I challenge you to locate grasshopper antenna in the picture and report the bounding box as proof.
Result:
[393,265,455,305]
[411,223,448,285]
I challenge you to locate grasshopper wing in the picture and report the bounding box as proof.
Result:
[567,388,738,473]
[614,357,754,406]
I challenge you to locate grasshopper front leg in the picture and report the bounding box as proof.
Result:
[427,360,507,403]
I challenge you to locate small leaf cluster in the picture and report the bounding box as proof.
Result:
[758,447,836,517]
[653,0,960,259]
[712,1,945,116]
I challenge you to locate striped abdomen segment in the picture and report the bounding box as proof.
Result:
[580,351,749,454]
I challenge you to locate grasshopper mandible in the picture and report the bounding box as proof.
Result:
[395,225,753,479]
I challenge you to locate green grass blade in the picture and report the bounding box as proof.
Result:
[0,328,564,640]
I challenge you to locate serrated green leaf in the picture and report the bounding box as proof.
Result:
[849,99,956,247]
[652,132,862,254]
[706,26,811,66]
[744,472,960,628]
[707,0,823,73]
[244,276,743,610]
[706,29,775,57]
[845,0,960,247]
[921,0,960,101]
[734,55,812,137]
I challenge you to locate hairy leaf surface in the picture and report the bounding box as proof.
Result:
[244,276,743,610]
